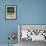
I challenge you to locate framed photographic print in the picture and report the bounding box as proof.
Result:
[5,5,16,20]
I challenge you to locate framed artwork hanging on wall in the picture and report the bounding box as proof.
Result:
[5,5,16,20]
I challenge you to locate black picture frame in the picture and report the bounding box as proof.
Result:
[5,5,17,20]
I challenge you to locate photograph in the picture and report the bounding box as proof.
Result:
[5,5,16,20]
[18,24,46,41]
[18,24,46,46]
